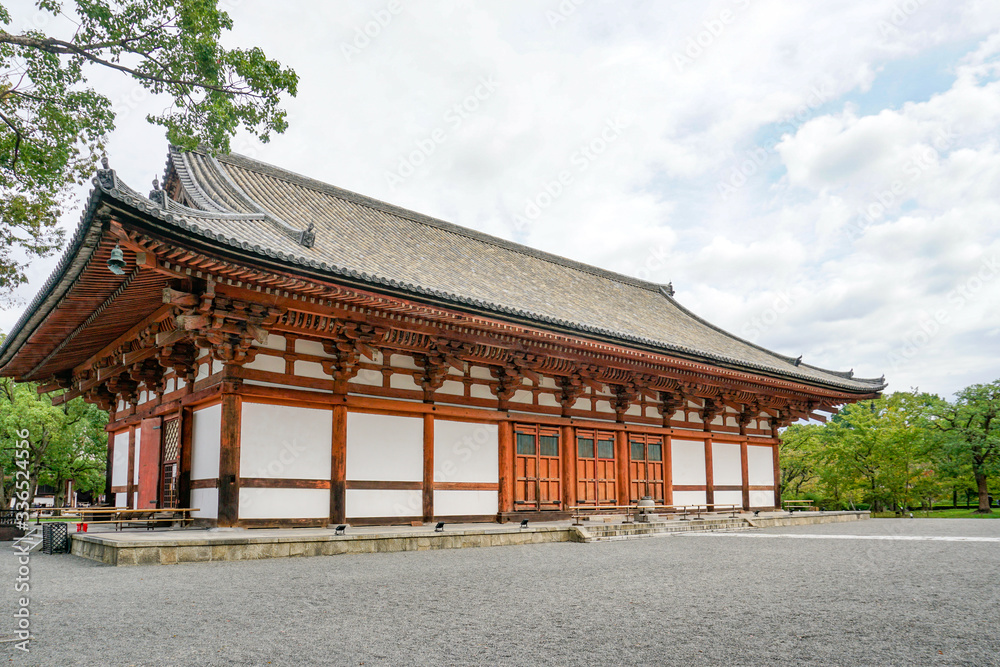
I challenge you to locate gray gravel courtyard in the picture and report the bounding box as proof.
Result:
[3,518,999,666]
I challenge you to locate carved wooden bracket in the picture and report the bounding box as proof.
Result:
[322,322,387,384]
[128,358,165,395]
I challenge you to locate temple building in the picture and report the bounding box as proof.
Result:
[0,148,885,527]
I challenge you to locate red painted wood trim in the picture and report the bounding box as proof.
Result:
[423,413,434,522]
[664,435,673,505]
[672,485,707,491]
[433,482,499,491]
[110,485,128,494]
[615,430,629,505]
[772,442,781,508]
[179,407,194,509]
[217,392,241,527]
[189,478,219,489]
[126,426,136,508]
[562,424,577,510]
[346,480,423,491]
[704,439,715,506]
[740,441,750,510]
[749,485,775,491]
[713,485,744,492]
[239,478,331,489]
[331,403,347,524]
[498,420,514,513]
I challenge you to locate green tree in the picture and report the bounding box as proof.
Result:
[0,0,298,299]
[777,423,822,498]
[932,380,1000,514]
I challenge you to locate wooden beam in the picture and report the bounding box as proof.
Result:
[217,392,241,527]
[498,420,513,515]
[615,430,629,506]
[330,403,347,524]
[740,441,750,511]
[704,439,715,507]
[423,413,434,523]
[73,303,173,376]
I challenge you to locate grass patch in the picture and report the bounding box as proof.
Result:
[873,508,1000,519]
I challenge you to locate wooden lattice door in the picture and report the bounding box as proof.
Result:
[160,418,181,509]
[576,429,617,506]
[629,434,665,503]
[514,425,561,511]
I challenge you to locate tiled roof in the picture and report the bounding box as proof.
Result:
[0,147,886,394]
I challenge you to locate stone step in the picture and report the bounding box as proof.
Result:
[577,518,751,542]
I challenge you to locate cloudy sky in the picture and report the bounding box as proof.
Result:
[4,0,1000,400]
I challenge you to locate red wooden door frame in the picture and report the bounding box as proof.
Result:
[137,417,162,510]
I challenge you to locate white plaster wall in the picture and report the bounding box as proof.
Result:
[438,380,464,396]
[212,359,223,375]
[538,393,560,408]
[115,492,127,507]
[296,339,328,357]
[176,377,186,391]
[594,400,614,413]
[191,488,218,519]
[671,439,707,485]
[714,490,743,507]
[470,384,493,400]
[191,403,221,480]
[434,490,497,516]
[390,354,419,370]
[511,390,533,404]
[712,443,743,486]
[349,368,384,386]
[747,445,775,485]
[255,333,285,351]
[672,490,707,506]
[389,373,421,391]
[165,378,176,394]
[295,360,328,380]
[111,431,129,487]
[539,377,557,389]
[626,404,642,417]
[750,490,775,508]
[244,353,285,373]
[434,421,498,484]
[132,427,142,485]
[469,365,492,380]
[346,412,423,481]
[346,489,421,517]
[239,487,330,519]
[195,361,209,381]
[574,398,591,411]
[240,403,332,479]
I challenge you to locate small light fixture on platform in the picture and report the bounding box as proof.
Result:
[519,519,529,530]
[434,522,445,532]
[753,510,760,517]
[335,524,347,535]
[107,243,126,275]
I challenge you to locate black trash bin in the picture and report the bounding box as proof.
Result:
[42,522,69,554]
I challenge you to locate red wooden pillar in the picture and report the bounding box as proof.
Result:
[615,430,629,506]
[740,440,750,510]
[127,426,136,509]
[330,403,347,524]
[772,442,781,509]
[664,435,673,506]
[561,425,577,512]
[137,417,162,509]
[104,431,114,505]
[178,407,194,510]
[704,438,715,506]
[498,420,514,516]
[217,391,242,527]
[423,414,434,522]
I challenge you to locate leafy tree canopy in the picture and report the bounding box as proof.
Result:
[0,0,298,300]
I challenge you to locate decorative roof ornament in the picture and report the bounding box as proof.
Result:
[793,355,802,366]
[665,282,674,297]
[149,176,167,208]
[96,156,117,190]
[299,222,316,248]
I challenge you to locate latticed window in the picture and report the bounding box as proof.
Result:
[160,419,181,508]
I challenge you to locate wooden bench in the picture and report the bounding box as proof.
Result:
[68,508,199,531]
[783,500,814,513]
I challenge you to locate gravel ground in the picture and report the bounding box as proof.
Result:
[2,519,998,666]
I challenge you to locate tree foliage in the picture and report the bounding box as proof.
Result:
[780,383,998,514]
[0,0,298,299]
[0,374,108,508]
